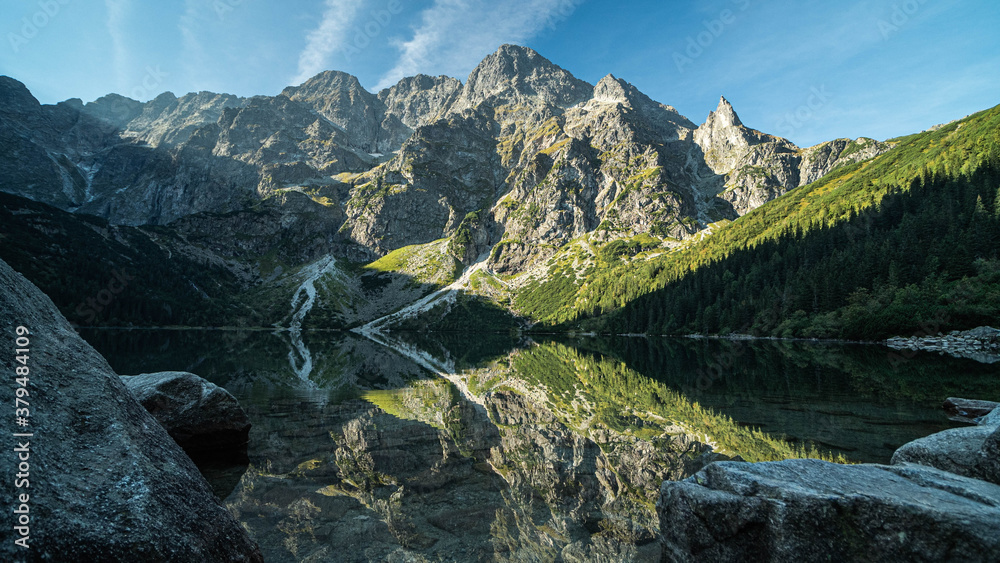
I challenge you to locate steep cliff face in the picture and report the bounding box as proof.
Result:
[282,71,412,154]
[378,74,463,129]
[694,96,891,216]
[119,90,247,148]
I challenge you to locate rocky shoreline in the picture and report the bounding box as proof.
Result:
[659,400,1000,561]
[886,326,1000,364]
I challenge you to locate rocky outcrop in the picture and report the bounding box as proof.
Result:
[282,70,412,154]
[887,326,1000,364]
[694,97,891,216]
[454,44,592,111]
[890,425,997,482]
[659,459,1000,562]
[0,258,262,561]
[118,91,246,148]
[120,371,252,457]
[944,397,999,423]
[891,397,1000,485]
[378,74,463,129]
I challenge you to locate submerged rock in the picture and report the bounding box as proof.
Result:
[658,459,1000,562]
[120,371,251,458]
[0,258,262,562]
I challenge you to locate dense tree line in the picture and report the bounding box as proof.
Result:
[576,107,1000,339]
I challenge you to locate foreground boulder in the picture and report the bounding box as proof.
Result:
[659,459,1000,562]
[120,371,251,458]
[890,425,997,483]
[0,259,262,562]
[892,398,1000,485]
[983,406,1000,426]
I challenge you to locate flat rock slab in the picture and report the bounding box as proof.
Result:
[659,459,1000,563]
[121,371,251,457]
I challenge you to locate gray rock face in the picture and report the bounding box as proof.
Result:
[694,97,891,216]
[283,71,412,154]
[984,427,1000,485]
[379,74,463,129]
[344,110,502,254]
[3,45,895,276]
[887,326,1000,364]
[120,90,246,148]
[944,397,999,422]
[0,258,262,561]
[890,425,996,481]
[982,406,1000,426]
[82,93,145,128]
[659,459,1000,563]
[120,371,251,456]
[456,44,593,111]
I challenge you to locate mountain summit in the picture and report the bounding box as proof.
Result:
[0,45,889,268]
[459,44,593,109]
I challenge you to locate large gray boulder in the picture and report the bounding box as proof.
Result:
[981,405,1000,427]
[891,397,1000,484]
[0,259,262,562]
[890,425,996,482]
[659,459,1000,563]
[120,371,251,457]
[985,427,1000,485]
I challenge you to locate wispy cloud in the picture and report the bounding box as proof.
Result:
[178,0,210,88]
[104,0,131,90]
[293,0,365,85]
[375,0,582,90]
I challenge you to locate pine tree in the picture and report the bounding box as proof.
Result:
[994,186,1000,218]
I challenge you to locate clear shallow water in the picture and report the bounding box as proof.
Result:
[81,329,1000,562]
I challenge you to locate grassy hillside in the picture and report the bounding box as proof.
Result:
[516,105,1000,339]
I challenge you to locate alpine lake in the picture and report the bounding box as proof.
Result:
[80,328,1000,562]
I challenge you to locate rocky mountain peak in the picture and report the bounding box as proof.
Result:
[0,76,41,114]
[283,70,367,99]
[592,74,630,103]
[378,74,463,129]
[460,44,592,109]
[709,96,742,128]
[83,93,145,128]
[281,70,410,154]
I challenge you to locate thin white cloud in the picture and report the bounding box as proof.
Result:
[178,0,210,90]
[104,0,131,90]
[293,0,366,85]
[375,0,583,90]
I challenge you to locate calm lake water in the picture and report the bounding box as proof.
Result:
[81,329,999,562]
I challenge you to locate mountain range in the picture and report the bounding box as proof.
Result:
[2,44,996,338]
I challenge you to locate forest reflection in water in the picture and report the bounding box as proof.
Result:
[82,329,999,562]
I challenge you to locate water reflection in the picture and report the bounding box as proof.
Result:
[80,329,1000,562]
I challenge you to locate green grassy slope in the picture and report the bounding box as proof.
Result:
[517,105,1000,339]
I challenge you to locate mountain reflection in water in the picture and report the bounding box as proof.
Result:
[81,329,999,562]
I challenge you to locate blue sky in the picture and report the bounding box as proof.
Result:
[1,0,998,147]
